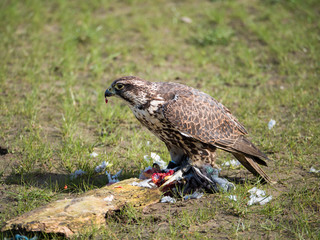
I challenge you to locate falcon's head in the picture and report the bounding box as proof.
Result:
[105,76,155,107]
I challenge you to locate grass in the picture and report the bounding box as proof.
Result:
[0,0,319,239]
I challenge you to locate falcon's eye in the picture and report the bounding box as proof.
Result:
[114,83,124,90]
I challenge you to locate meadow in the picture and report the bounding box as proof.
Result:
[0,0,319,239]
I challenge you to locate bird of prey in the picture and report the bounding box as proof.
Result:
[105,76,274,185]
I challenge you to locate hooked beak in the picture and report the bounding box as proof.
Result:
[105,87,115,98]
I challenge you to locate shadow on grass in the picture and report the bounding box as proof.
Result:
[3,170,140,193]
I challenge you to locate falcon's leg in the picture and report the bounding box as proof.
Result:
[166,145,187,169]
[192,148,220,169]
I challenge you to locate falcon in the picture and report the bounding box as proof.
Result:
[105,76,274,186]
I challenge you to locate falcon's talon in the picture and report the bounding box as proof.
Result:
[166,160,179,169]
[105,76,274,184]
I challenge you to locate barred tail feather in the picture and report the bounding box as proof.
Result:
[232,153,276,184]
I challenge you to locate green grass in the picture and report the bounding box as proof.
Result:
[0,0,319,239]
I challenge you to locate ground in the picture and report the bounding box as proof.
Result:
[0,0,319,239]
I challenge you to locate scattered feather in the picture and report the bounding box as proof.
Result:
[161,196,176,203]
[222,159,241,168]
[90,152,99,158]
[309,166,320,173]
[70,169,86,179]
[228,188,272,205]
[184,192,204,200]
[228,195,237,201]
[103,195,114,202]
[180,16,192,23]
[106,169,122,184]
[247,187,272,206]
[144,152,167,169]
[95,161,109,173]
[131,179,156,188]
[268,119,276,130]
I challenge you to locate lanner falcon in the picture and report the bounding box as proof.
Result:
[105,76,274,185]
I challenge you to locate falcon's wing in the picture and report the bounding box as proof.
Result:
[161,88,268,161]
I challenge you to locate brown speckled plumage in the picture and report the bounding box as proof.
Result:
[105,76,274,183]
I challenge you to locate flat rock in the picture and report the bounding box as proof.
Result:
[1,178,161,238]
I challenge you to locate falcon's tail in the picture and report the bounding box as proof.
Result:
[232,152,276,184]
